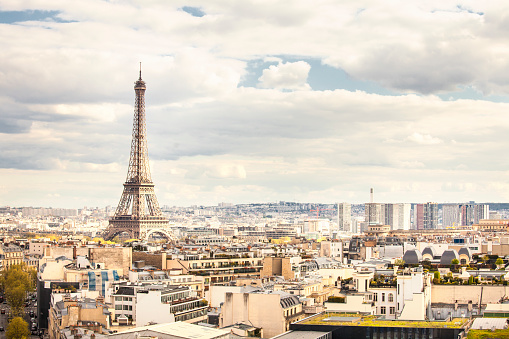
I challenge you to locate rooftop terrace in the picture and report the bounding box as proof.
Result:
[298,312,469,329]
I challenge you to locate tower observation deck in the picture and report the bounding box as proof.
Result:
[104,68,173,241]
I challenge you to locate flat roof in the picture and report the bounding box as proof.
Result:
[298,313,469,329]
[111,321,230,339]
[471,318,508,330]
[273,331,331,339]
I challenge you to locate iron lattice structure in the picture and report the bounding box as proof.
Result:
[105,69,172,240]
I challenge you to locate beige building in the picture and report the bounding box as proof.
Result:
[0,244,24,269]
[221,291,305,338]
[365,224,391,236]
[261,257,296,280]
[48,294,110,338]
[473,219,509,232]
[43,246,132,275]
[273,279,335,305]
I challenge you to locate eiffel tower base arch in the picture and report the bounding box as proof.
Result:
[104,218,174,241]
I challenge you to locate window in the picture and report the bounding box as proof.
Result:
[123,305,129,310]
[382,293,385,302]
[390,307,395,314]
[397,303,400,310]
[388,293,393,302]
[115,305,122,310]
[374,293,378,302]
[115,297,122,301]
[381,306,386,314]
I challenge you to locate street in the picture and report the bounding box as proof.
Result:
[0,300,8,339]
[0,298,44,339]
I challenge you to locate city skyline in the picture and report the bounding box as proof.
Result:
[0,2,508,208]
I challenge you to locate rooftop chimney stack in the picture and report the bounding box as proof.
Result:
[370,188,374,203]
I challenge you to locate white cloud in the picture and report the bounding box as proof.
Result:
[258,61,311,90]
[406,133,442,145]
[1,1,509,207]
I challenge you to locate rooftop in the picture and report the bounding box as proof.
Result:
[109,321,229,339]
[298,313,469,329]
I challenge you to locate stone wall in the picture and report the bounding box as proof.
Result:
[431,285,509,304]
[132,252,162,269]
[89,247,132,276]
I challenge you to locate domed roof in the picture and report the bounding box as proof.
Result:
[403,249,423,264]
[440,249,459,265]
[422,246,436,258]
[458,247,472,260]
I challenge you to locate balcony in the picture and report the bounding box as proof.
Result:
[166,297,199,305]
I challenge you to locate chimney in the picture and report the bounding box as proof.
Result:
[468,300,473,312]
[73,246,77,260]
[370,188,374,203]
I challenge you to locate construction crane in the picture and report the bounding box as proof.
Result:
[310,208,334,219]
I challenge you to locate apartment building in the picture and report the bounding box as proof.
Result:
[0,244,23,269]
[221,290,305,338]
[111,283,207,326]
[48,294,109,338]
[162,253,264,286]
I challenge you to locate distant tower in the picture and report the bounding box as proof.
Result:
[337,202,351,232]
[104,67,172,240]
[365,188,382,225]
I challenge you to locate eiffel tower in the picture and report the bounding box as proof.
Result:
[104,66,172,241]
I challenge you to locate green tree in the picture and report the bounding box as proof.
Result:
[0,265,36,317]
[496,258,504,266]
[451,259,460,265]
[5,286,25,317]
[6,317,29,339]
[394,259,405,266]
[434,271,440,280]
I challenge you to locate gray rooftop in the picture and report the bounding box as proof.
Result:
[471,317,508,330]
[273,331,332,339]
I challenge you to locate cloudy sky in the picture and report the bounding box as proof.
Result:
[0,1,508,209]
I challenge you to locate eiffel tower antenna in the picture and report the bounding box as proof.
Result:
[104,68,173,241]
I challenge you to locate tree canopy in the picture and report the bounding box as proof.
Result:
[0,265,36,317]
[394,259,405,266]
[6,317,29,339]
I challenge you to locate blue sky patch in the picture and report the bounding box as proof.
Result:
[180,6,206,17]
[240,56,400,96]
[0,10,72,24]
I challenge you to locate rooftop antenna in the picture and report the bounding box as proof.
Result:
[139,62,142,80]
